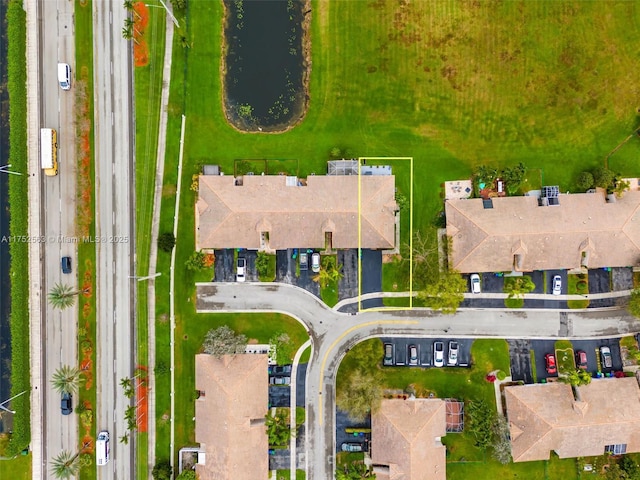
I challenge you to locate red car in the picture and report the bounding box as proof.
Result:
[575,350,588,370]
[545,353,557,375]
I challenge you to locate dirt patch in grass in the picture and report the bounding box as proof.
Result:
[133,2,149,67]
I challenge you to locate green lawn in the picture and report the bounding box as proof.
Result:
[567,273,590,309]
[447,453,578,480]
[0,454,32,480]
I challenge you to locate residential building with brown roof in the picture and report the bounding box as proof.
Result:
[194,353,268,480]
[505,378,640,462]
[371,398,447,480]
[196,174,398,251]
[445,190,640,273]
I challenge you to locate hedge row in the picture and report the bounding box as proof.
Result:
[6,0,31,455]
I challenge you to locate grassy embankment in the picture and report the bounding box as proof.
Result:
[5,0,30,461]
[74,0,98,477]
[133,2,166,476]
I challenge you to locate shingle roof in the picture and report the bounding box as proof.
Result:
[505,378,640,462]
[195,354,268,480]
[372,399,447,480]
[196,175,397,250]
[445,190,640,273]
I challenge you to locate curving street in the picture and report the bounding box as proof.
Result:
[196,282,640,480]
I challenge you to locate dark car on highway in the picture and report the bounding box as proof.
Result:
[61,392,73,415]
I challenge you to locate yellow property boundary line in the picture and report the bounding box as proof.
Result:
[357,157,414,312]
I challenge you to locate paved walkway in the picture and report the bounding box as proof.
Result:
[146,4,176,475]
[333,289,634,311]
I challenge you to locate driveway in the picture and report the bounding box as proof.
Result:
[360,250,382,309]
[338,250,358,300]
[508,339,533,384]
[530,339,559,382]
[335,409,370,454]
[589,268,610,294]
[612,267,633,291]
[213,249,234,282]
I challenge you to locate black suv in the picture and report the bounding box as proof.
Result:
[61,256,72,274]
[61,392,73,415]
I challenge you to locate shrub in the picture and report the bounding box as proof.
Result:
[256,251,270,277]
[576,280,588,293]
[152,461,173,480]
[496,370,507,381]
[170,0,187,9]
[593,167,615,189]
[158,232,176,252]
[576,171,594,190]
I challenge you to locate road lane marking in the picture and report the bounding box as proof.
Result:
[317,319,419,426]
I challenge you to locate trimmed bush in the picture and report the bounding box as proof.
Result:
[7,0,31,455]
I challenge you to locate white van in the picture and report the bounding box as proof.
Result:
[57,63,71,90]
[96,430,110,465]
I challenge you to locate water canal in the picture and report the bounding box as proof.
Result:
[222,0,311,132]
[0,0,12,434]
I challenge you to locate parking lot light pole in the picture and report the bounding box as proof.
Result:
[0,390,28,414]
[129,272,162,282]
[0,164,22,176]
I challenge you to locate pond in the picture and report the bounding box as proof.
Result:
[222,0,310,132]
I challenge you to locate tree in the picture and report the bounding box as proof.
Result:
[406,229,440,288]
[177,471,197,480]
[559,369,592,387]
[171,0,187,10]
[312,256,343,289]
[123,0,134,10]
[120,377,135,398]
[593,167,615,189]
[336,369,382,422]
[620,455,640,479]
[265,409,292,446]
[51,450,82,479]
[336,461,377,479]
[256,251,270,277]
[152,461,173,480]
[185,250,206,271]
[48,283,86,310]
[158,232,176,252]
[576,171,594,190]
[504,275,535,299]
[119,433,129,445]
[270,332,293,365]
[491,415,512,464]
[628,289,640,318]
[202,325,247,357]
[51,365,85,395]
[417,270,466,314]
[467,400,494,450]
[502,162,526,194]
[614,179,631,198]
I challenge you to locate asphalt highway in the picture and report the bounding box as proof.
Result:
[92,1,136,478]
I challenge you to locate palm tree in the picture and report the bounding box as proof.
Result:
[51,450,81,479]
[48,283,87,310]
[51,365,85,395]
[123,0,134,10]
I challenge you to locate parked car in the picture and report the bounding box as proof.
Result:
[299,252,308,271]
[600,346,613,369]
[270,376,291,385]
[576,350,588,370]
[545,353,557,375]
[341,442,363,452]
[272,365,292,375]
[61,256,72,274]
[448,341,458,366]
[236,257,246,282]
[433,342,444,367]
[311,253,321,273]
[383,343,394,366]
[408,345,418,366]
[470,274,481,294]
[61,392,73,415]
[552,275,562,295]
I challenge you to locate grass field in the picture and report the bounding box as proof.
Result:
[182,1,640,239]
[0,454,32,480]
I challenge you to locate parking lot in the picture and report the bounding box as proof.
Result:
[378,337,471,368]
[529,338,622,383]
